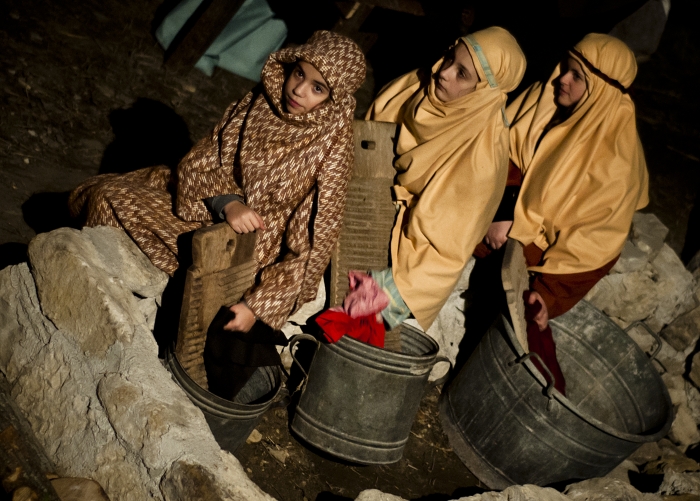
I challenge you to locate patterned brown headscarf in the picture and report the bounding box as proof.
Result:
[177,31,366,329]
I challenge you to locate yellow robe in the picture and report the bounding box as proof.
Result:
[367,26,526,329]
[508,33,649,275]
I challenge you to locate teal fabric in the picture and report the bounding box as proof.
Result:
[464,34,509,126]
[155,0,287,81]
[370,268,412,329]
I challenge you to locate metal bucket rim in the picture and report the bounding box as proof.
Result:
[332,324,440,366]
[499,307,674,443]
[166,346,282,414]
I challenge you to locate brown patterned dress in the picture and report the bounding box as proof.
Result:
[69,31,366,329]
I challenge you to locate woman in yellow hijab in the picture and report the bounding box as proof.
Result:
[484,34,649,393]
[366,26,526,331]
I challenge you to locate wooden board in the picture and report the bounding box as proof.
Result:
[501,239,529,353]
[329,120,398,307]
[175,224,257,387]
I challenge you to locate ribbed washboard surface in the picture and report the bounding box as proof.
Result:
[175,225,257,387]
[329,120,398,307]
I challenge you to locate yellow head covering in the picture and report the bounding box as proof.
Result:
[367,26,526,330]
[508,33,649,275]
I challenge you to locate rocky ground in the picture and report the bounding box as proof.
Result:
[3,214,700,501]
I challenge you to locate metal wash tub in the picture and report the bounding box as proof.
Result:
[290,325,442,465]
[439,241,673,488]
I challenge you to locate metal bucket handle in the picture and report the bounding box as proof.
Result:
[288,333,321,394]
[509,352,556,411]
[623,320,662,360]
[429,355,454,387]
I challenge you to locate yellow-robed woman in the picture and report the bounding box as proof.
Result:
[482,33,649,394]
[366,26,526,331]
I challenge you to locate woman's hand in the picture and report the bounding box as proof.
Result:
[483,220,513,250]
[526,291,549,331]
[223,200,266,234]
[224,302,257,332]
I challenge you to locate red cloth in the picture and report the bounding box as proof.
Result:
[316,310,385,348]
[523,291,566,395]
[316,270,388,347]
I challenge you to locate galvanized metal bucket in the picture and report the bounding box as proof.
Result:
[440,300,674,489]
[290,325,441,464]
[166,347,284,453]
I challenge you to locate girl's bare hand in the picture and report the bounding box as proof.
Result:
[224,302,257,332]
[526,291,549,331]
[483,220,513,250]
[223,201,267,234]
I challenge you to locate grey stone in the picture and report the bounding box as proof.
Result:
[688,249,700,274]
[668,405,700,449]
[664,374,689,407]
[586,245,695,333]
[82,226,169,298]
[604,459,638,484]
[624,321,658,354]
[661,306,700,352]
[647,245,697,332]
[643,456,700,475]
[585,265,659,326]
[356,490,405,501]
[137,297,159,332]
[655,340,692,376]
[565,477,662,500]
[690,353,700,388]
[658,470,700,496]
[27,228,145,357]
[612,240,649,274]
[686,383,700,426]
[51,477,110,501]
[631,212,669,262]
[160,454,272,501]
[627,442,663,466]
[1,227,279,501]
[657,438,687,458]
[445,484,568,501]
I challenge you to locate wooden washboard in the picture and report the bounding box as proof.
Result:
[175,225,257,387]
[329,119,398,307]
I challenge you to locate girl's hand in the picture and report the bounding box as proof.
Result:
[484,220,513,250]
[224,302,256,332]
[526,291,549,331]
[223,201,267,234]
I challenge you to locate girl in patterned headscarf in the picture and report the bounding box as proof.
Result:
[365,26,526,332]
[70,31,366,337]
[483,34,649,394]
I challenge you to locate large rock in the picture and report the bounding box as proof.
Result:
[631,212,669,262]
[661,307,700,353]
[612,240,651,275]
[689,353,700,388]
[657,470,700,496]
[564,477,661,500]
[356,485,569,501]
[0,227,274,501]
[586,245,695,333]
[668,405,700,449]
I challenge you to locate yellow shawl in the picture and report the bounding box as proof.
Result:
[508,33,649,274]
[366,26,526,329]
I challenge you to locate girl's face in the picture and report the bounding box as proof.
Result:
[556,57,587,108]
[283,61,330,115]
[434,41,480,103]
